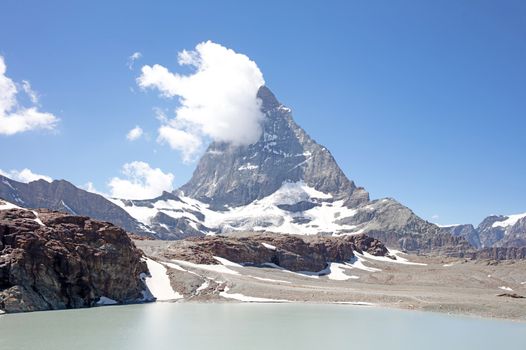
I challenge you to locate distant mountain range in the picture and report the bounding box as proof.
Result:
[1,86,524,255]
[440,212,526,249]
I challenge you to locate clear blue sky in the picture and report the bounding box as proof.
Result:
[0,0,525,225]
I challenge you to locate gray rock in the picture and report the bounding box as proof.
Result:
[440,224,481,249]
[476,216,508,248]
[477,214,526,248]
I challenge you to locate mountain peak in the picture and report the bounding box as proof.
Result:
[257,85,280,111]
[179,87,369,209]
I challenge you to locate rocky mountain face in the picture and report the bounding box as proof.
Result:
[180,87,369,209]
[111,86,476,255]
[0,175,148,235]
[477,214,526,248]
[440,224,481,249]
[0,200,152,313]
[162,232,389,272]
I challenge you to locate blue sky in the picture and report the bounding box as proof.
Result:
[0,0,525,225]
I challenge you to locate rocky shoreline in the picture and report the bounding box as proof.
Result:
[0,202,152,313]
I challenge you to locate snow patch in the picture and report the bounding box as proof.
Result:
[31,210,45,226]
[0,200,45,227]
[143,258,182,301]
[172,259,241,275]
[249,276,292,284]
[333,301,375,306]
[1,179,15,190]
[0,200,20,210]
[60,200,77,215]
[492,212,526,228]
[499,286,513,292]
[196,281,210,293]
[213,256,243,267]
[261,263,320,279]
[327,263,359,281]
[238,163,259,171]
[219,286,289,303]
[346,255,381,272]
[365,250,428,266]
[261,242,276,250]
[96,296,118,305]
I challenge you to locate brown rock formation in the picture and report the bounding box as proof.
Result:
[0,206,150,313]
[163,232,389,272]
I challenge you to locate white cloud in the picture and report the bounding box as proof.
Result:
[0,168,52,183]
[127,51,142,70]
[80,181,109,197]
[108,161,174,199]
[0,56,59,135]
[137,41,265,161]
[21,80,39,104]
[158,125,202,163]
[126,125,143,141]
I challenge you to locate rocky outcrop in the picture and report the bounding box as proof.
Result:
[0,204,150,313]
[0,175,149,235]
[163,233,389,272]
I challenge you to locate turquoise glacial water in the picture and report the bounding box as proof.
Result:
[0,303,524,350]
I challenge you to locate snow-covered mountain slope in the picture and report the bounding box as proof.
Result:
[110,181,361,238]
[109,86,472,253]
[477,212,526,248]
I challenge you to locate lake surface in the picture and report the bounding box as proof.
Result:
[0,303,524,350]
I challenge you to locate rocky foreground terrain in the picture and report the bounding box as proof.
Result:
[0,200,151,313]
[137,234,526,321]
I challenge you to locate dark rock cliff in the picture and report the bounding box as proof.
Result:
[0,203,150,313]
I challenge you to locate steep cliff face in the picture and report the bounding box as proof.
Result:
[0,200,151,313]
